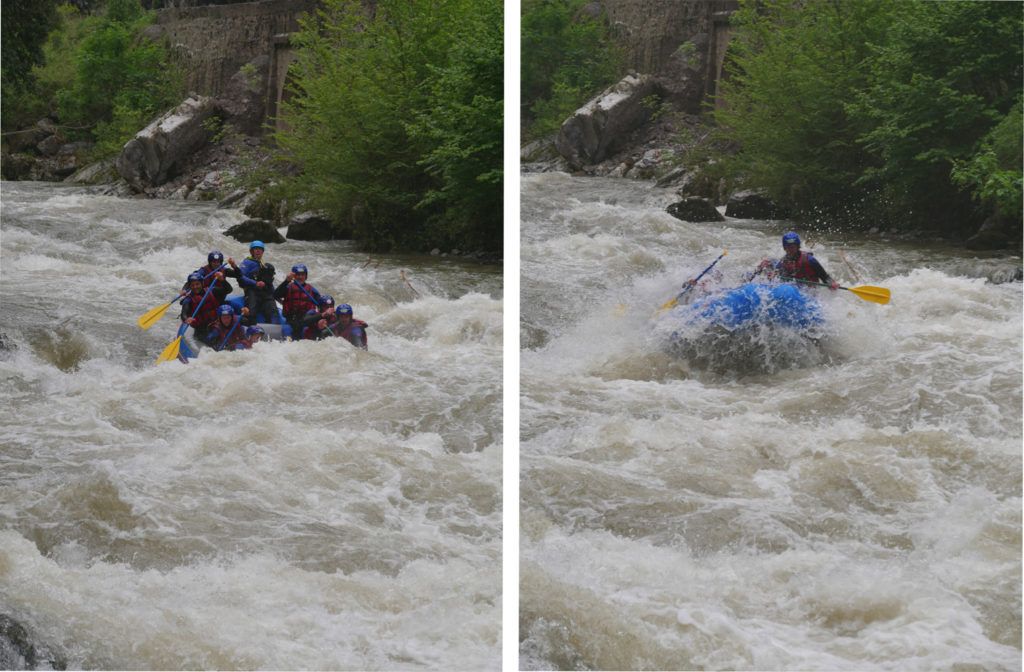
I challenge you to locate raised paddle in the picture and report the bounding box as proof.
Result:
[155,279,218,364]
[788,277,891,304]
[659,249,728,312]
[137,263,227,330]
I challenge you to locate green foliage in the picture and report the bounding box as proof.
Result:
[521,0,623,138]
[951,100,1023,218]
[1,0,60,129]
[1,0,60,89]
[848,1,1023,226]
[3,0,182,158]
[714,0,892,212]
[274,0,503,253]
[711,0,1023,236]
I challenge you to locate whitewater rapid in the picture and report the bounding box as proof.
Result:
[0,182,502,670]
[519,173,1022,670]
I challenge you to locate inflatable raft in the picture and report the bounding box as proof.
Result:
[684,282,824,331]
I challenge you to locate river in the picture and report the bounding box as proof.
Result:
[0,181,502,670]
[519,173,1022,670]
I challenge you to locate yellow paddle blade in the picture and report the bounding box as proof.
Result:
[155,335,183,364]
[657,296,679,313]
[847,285,891,305]
[137,300,174,330]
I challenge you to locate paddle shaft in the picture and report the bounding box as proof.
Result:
[216,315,242,351]
[681,250,727,296]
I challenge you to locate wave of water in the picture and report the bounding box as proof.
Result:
[520,173,1022,670]
[0,182,502,670]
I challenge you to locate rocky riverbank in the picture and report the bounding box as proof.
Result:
[523,70,1022,252]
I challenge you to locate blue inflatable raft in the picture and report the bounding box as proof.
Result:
[683,283,824,331]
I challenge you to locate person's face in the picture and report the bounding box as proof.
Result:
[338,313,352,326]
[783,243,800,258]
[190,281,203,293]
[220,314,233,326]
[251,247,264,258]
[295,272,307,282]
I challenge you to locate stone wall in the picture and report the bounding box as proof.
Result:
[603,0,738,75]
[153,0,317,97]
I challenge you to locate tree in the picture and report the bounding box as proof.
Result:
[275,0,503,253]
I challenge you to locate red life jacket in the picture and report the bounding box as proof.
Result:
[210,316,245,350]
[778,252,820,282]
[338,319,369,349]
[283,282,317,318]
[184,291,219,328]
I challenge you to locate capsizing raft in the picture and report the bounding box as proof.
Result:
[660,283,829,375]
[681,282,825,332]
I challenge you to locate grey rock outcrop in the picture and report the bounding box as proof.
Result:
[725,190,789,219]
[223,218,286,244]
[216,56,270,136]
[555,73,659,169]
[116,95,219,192]
[667,197,724,222]
[286,211,340,241]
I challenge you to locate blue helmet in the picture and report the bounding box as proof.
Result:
[320,295,334,307]
[337,303,353,315]
[208,250,224,264]
[246,326,265,337]
[249,240,265,250]
[187,272,204,284]
[782,232,801,247]
[291,264,308,275]
[217,304,234,316]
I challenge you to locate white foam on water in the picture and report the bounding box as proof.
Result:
[1,183,501,669]
[520,173,1022,670]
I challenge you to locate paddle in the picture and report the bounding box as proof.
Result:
[788,277,891,304]
[215,314,243,352]
[155,279,218,364]
[137,264,227,330]
[659,249,728,312]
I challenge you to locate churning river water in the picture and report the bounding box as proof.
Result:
[519,173,1022,670]
[0,181,501,670]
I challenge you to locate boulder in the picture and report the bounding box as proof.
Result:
[116,95,219,192]
[555,73,659,169]
[65,158,120,185]
[4,124,48,154]
[223,218,286,244]
[1,153,36,181]
[286,211,338,240]
[37,133,64,157]
[725,190,789,219]
[965,212,1023,250]
[667,197,724,222]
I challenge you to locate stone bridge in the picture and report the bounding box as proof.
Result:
[153,0,318,134]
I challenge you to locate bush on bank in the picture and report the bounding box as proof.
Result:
[705,0,1023,237]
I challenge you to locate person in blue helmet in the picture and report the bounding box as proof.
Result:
[300,294,340,340]
[751,231,839,289]
[237,240,280,325]
[180,272,221,343]
[205,304,249,351]
[273,263,323,339]
[238,325,266,349]
[181,250,241,303]
[333,303,369,350]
